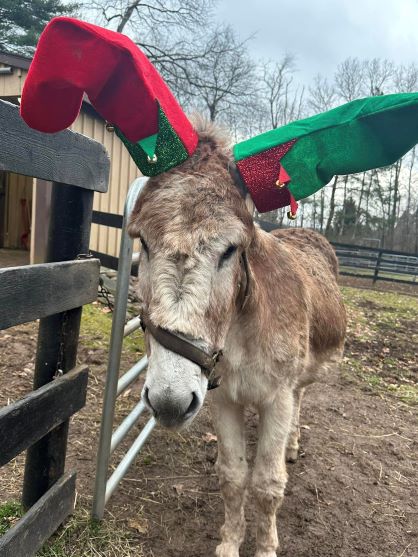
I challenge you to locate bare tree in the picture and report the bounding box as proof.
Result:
[83,0,216,98]
[83,2,257,124]
[260,56,305,129]
[87,0,212,35]
[362,58,395,95]
[334,57,364,102]
[393,63,418,93]
[177,25,257,122]
[308,74,337,113]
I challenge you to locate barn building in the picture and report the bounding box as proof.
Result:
[0,50,141,265]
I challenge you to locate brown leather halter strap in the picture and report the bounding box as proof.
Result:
[141,251,251,390]
[140,313,223,390]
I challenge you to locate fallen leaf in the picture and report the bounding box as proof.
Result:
[173,483,184,495]
[128,518,149,534]
[202,432,217,443]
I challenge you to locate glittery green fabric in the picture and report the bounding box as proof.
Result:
[115,105,189,176]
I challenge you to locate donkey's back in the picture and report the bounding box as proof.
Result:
[270,226,346,360]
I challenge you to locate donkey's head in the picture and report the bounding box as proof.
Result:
[128,120,255,428]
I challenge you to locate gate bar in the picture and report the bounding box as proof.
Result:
[92,178,149,520]
[110,400,146,453]
[105,417,156,503]
[124,316,142,336]
[117,356,148,397]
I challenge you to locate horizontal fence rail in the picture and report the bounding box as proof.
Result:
[0,472,76,557]
[333,242,418,285]
[0,259,100,329]
[91,210,138,275]
[0,100,109,192]
[0,366,89,467]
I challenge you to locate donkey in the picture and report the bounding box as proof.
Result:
[128,119,347,557]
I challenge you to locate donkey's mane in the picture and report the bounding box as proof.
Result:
[183,115,233,175]
[128,117,253,254]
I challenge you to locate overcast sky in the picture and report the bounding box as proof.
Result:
[216,0,418,85]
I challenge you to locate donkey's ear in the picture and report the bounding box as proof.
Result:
[20,17,198,177]
[234,93,418,217]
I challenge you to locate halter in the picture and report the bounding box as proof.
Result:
[140,251,250,390]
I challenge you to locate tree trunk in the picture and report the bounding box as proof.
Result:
[319,189,325,233]
[116,1,141,33]
[325,176,338,235]
[351,172,366,241]
[389,158,402,249]
[406,148,415,244]
[338,175,348,237]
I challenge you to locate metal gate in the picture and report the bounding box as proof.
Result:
[92,177,156,520]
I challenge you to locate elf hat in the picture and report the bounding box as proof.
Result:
[234,93,418,216]
[20,17,198,176]
[21,17,418,217]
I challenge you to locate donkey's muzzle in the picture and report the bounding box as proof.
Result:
[143,386,202,429]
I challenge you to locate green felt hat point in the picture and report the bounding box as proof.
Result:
[115,104,190,176]
[138,133,158,159]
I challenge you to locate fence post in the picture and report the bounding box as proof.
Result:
[22,182,94,510]
[373,250,383,284]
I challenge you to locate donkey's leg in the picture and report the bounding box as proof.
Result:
[251,389,294,557]
[286,387,304,463]
[211,395,248,557]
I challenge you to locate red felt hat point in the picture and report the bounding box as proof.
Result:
[20,17,198,172]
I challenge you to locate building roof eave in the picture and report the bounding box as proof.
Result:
[0,51,31,71]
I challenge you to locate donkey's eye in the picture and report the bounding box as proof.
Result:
[219,245,237,267]
[139,236,149,256]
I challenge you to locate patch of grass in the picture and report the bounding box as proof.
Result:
[0,501,23,536]
[37,504,142,557]
[0,501,142,556]
[341,286,418,406]
[80,303,145,355]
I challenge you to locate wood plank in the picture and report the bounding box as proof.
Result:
[90,249,138,276]
[92,210,123,228]
[0,471,76,557]
[0,366,88,467]
[0,100,109,192]
[0,258,99,330]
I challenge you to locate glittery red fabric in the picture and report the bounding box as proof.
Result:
[236,139,297,212]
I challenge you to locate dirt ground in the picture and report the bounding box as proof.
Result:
[0,281,417,557]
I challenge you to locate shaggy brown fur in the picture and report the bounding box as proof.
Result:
[128,117,347,557]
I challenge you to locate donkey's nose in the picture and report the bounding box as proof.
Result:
[143,386,202,428]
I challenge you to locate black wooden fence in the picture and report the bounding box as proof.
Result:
[334,242,418,285]
[0,100,109,556]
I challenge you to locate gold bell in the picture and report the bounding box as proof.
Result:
[275,180,286,188]
[147,154,158,164]
[105,122,115,132]
[287,210,297,220]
